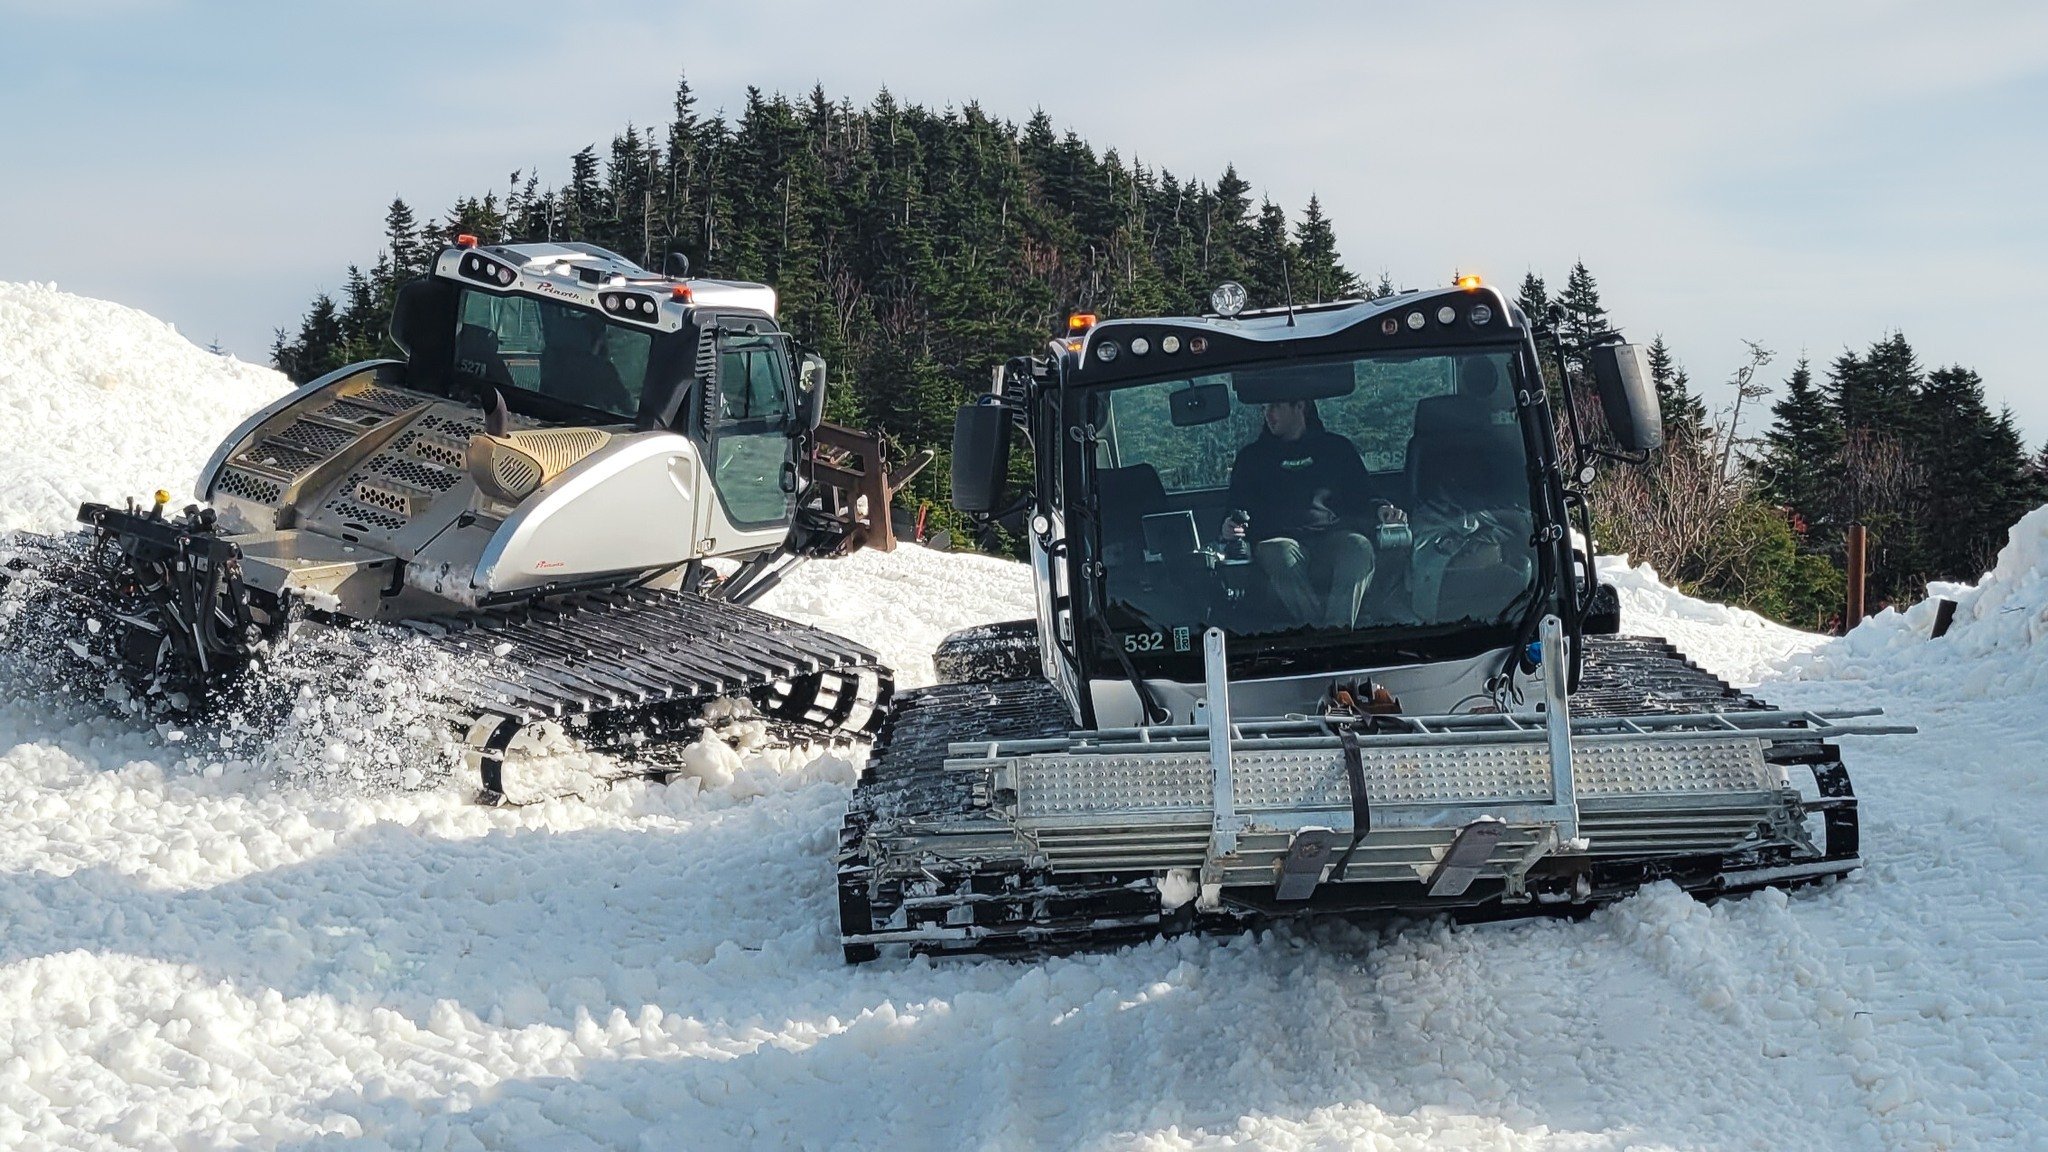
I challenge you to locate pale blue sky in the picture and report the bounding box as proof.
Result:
[2,0,2043,443]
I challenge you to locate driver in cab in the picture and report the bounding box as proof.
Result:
[1222,399,1405,629]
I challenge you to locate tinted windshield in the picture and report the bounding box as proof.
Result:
[453,288,651,420]
[1086,348,1538,673]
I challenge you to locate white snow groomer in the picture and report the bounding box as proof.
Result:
[20,240,924,801]
[836,280,1910,961]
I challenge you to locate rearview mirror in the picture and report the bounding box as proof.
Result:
[951,402,1012,513]
[1169,381,1231,427]
[796,352,828,431]
[1589,343,1664,455]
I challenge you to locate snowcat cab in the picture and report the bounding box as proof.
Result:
[835,279,1911,961]
[36,239,926,802]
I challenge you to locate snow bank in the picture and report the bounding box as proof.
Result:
[1789,504,2048,696]
[3,286,2046,1151]
[1596,553,1827,686]
[756,543,1034,689]
[0,282,289,536]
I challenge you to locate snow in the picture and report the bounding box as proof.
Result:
[3,282,2047,1150]
[0,282,289,535]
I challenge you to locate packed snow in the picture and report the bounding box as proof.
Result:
[1,283,2044,1150]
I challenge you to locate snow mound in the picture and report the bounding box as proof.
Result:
[755,542,1034,689]
[0,281,289,535]
[1596,554,1827,686]
[1789,503,2048,695]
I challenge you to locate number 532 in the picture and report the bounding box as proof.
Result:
[1123,631,1164,653]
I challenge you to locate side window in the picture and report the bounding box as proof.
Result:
[705,335,795,528]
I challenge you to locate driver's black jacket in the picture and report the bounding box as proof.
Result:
[1226,429,1385,542]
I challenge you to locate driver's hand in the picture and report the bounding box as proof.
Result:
[1306,490,1339,528]
[1220,517,1246,540]
[1377,503,1408,526]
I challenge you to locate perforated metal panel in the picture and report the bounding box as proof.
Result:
[235,440,324,476]
[352,386,429,413]
[277,420,354,454]
[216,468,282,504]
[321,399,389,427]
[1007,737,1773,820]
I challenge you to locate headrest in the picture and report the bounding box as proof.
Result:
[1458,357,1501,398]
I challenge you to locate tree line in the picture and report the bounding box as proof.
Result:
[271,73,2046,631]
[1520,265,2047,629]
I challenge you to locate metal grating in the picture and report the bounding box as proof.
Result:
[1007,738,1775,819]
[235,439,324,475]
[322,498,407,533]
[394,430,468,471]
[321,399,388,428]
[351,386,428,413]
[216,468,282,504]
[415,412,486,438]
[369,453,461,493]
[277,420,354,454]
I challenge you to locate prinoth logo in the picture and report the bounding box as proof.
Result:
[534,559,566,570]
[1280,458,1314,470]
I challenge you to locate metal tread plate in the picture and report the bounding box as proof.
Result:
[413,586,885,722]
[1002,736,1777,820]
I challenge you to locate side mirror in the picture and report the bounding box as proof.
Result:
[1589,343,1664,455]
[389,277,458,394]
[951,402,1012,513]
[796,352,828,431]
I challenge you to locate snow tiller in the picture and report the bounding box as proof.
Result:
[835,280,1912,961]
[3,240,931,802]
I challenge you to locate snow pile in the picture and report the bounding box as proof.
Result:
[756,542,1034,689]
[2,286,2046,1150]
[1790,504,2048,696]
[1596,553,1827,685]
[0,281,288,535]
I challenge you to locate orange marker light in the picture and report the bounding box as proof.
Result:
[1067,313,1097,332]
[1455,274,1483,290]
[1065,339,1084,355]
[671,285,694,302]
[456,234,479,249]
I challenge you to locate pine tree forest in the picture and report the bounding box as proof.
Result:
[272,76,2047,633]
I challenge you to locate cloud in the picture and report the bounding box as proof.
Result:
[1,0,2042,437]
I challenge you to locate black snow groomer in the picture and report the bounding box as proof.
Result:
[13,240,930,802]
[835,279,1912,962]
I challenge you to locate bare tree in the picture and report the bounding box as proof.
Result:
[1718,340,1773,480]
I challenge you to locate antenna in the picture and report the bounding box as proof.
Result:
[1281,257,1297,327]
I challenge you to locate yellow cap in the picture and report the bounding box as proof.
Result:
[153,489,171,506]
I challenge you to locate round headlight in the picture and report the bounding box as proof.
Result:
[1210,281,1248,318]
[1161,335,1182,354]
[1437,306,1457,325]
[498,269,514,285]
[1381,317,1400,335]
[1190,336,1208,354]
[1470,304,1494,326]
[1406,311,1426,330]
[1129,336,1150,356]
[1095,341,1120,362]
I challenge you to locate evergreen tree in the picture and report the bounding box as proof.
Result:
[1912,368,2039,578]
[381,199,424,281]
[1645,334,1707,445]
[1291,195,1356,303]
[1514,272,1548,325]
[1758,358,1842,533]
[1555,260,1609,369]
